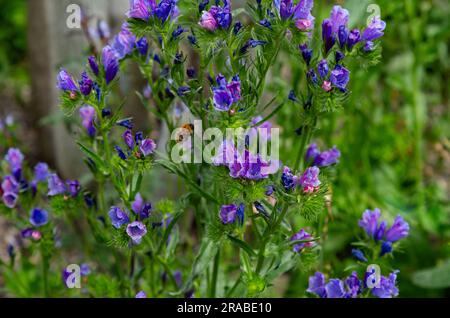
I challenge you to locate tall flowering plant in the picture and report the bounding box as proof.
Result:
[0,1,404,298]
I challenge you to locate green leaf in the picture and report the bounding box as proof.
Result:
[227,235,256,257]
[412,260,450,289]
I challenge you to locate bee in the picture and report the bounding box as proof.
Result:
[175,123,194,144]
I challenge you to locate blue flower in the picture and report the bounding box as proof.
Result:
[79,72,93,96]
[325,279,346,298]
[362,16,386,41]
[172,25,185,39]
[322,19,335,54]
[128,0,153,21]
[117,118,134,129]
[123,130,134,149]
[347,29,361,50]
[299,44,312,65]
[57,69,78,92]
[330,65,350,91]
[5,148,24,173]
[136,291,147,298]
[299,166,320,193]
[79,106,96,137]
[281,166,296,191]
[112,23,136,59]
[329,5,349,33]
[127,221,147,244]
[259,19,272,29]
[219,204,239,224]
[358,208,383,240]
[338,25,348,48]
[351,248,368,262]
[317,59,329,78]
[88,56,99,76]
[314,146,341,167]
[47,174,66,196]
[385,215,409,242]
[102,46,119,84]
[371,271,399,298]
[136,37,149,56]
[132,193,152,220]
[140,138,156,156]
[291,229,314,252]
[29,208,49,227]
[307,272,326,298]
[66,180,81,197]
[108,206,130,229]
[34,163,49,183]
[380,241,393,256]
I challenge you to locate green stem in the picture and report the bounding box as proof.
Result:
[210,249,220,298]
[41,247,49,297]
[255,203,289,274]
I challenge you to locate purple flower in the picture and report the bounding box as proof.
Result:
[305,143,320,163]
[281,166,296,191]
[330,65,350,91]
[314,146,341,167]
[351,248,367,262]
[219,204,239,224]
[329,5,349,33]
[136,37,149,56]
[57,69,78,92]
[66,180,81,197]
[34,163,49,183]
[117,118,134,129]
[2,175,19,194]
[102,46,119,84]
[88,56,99,76]
[347,29,361,50]
[325,279,346,298]
[79,72,93,96]
[172,25,185,39]
[115,146,128,160]
[299,166,320,193]
[127,221,147,244]
[155,0,177,23]
[317,59,329,78]
[307,69,318,84]
[385,215,410,242]
[335,51,345,63]
[135,291,147,298]
[371,271,399,298]
[212,74,241,111]
[79,105,96,137]
[359,208,382,239]
[140,138,156,156]
[362,16,386,41]
[123,130,134,149]
[299,44,312,65]
[213,89,233,111]
[199,10,218,31]
[2,192,18,209]
[5,148,24,172]
[364,41,375,52]
[291,229,314,252]
[80,263,91,276]
[112,23,136,59]
[307,272,326,298]
[380,241,393,256]
[128,0,153,21]
[345,272,362,298]
[132,193,152,220]
[108,206,130,229]
[338,25,348,48]
[29,208,49,227]
[47,174,66,196]
[322,19,335,54]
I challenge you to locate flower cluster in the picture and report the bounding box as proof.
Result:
[213,140,279,180]
[290,229,315,252]
[108,192,154,245]
[115,127,156,161]
[128,0,179,23]
[274,0,315,31]
[281,166,321,193]
[212,74,242,112]
[199,0,232,31]
[355,208,410,258]
[305,143,340,167]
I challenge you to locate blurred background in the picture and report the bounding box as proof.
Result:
[0,0,449,297]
